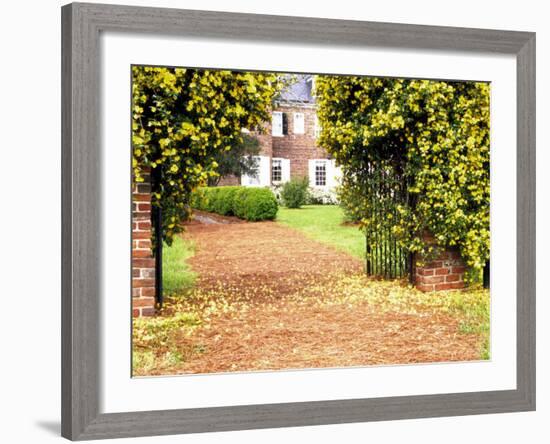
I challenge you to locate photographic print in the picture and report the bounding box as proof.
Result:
[131,66,490,377]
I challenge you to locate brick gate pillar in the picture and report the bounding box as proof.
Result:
[132,168,156,316]
[414,233,466,292]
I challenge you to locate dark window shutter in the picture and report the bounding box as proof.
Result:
[282,112,288,135]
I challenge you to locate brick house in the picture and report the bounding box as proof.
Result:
[221,75,342,190]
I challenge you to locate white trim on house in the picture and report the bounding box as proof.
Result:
[328,160,342,188]
[315,159,327,187]
[308,158,341,188]
[281,158,291,183]
[308,159,315,187]
[271,157,290,184]
[241,155,271,187]
[271,158,282,183]
[293,112,305,134]
[309,159,326,187]
[272,111,283,137]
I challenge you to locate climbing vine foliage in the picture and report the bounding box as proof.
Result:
[132,67,282,244]
[315,76,490,273]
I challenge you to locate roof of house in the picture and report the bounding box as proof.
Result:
[277,74,315,105]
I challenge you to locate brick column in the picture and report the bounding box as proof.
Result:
[414,233,466,292]
[132,169,156,316]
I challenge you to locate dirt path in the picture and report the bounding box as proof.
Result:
[185,218,364,298]
[155,217,481,375]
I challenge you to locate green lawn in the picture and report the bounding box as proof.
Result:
[276,205,365,260]
[163,236,197,295]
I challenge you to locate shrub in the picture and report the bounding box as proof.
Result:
[191,186,278,221]
[233,187,278,221]
[270,184,283,204]
[280,177,309,208]
[190,186,240,215]
[203,187,219,212]
[336,182,363,223]
[211,187,240,215]
[307,186,339,205]
[190,187,207,210]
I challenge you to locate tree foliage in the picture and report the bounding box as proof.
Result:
[315,76,490,272]
[132,66,282,244]
[207,134,261,186]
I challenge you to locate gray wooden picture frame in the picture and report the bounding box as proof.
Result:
[61,2,536,440]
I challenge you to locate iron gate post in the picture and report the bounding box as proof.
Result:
[483,260,490,289]
[151,166,163,309]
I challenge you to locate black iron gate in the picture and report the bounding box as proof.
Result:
[362,159,412,280]
[151,166,164,308]
[360,159,489,287]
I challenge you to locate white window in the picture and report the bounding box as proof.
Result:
[293,112,305,134]
[271,158,290,184]
[315,160,327,187]
[272,111,283,137]
[272,159,282,183]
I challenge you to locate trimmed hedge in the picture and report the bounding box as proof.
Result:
[191,186,278,221]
